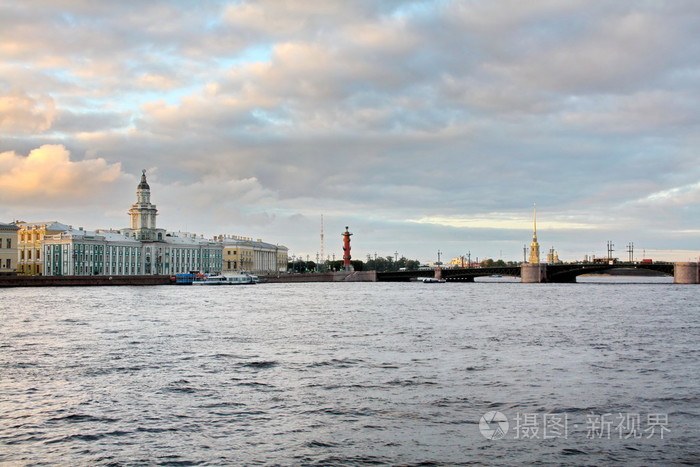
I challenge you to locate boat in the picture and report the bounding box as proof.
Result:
[225,273,258,285]
[421,277,446,283]
[192,274,230,285]
[192,273,259,285]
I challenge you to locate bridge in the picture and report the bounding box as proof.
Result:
[377,261,695,283]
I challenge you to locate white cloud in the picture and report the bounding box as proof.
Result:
[0,144,122,201]
[0,89,56,133]
[408,214,598,231]
[637,181,700,207]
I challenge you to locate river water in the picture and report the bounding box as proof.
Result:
[1,277,698,466]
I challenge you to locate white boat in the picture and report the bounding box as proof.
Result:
[225,273,258,285]
[192,273,257,285]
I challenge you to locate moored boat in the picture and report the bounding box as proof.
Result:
[192,274,229,285]
[192,273,258,285]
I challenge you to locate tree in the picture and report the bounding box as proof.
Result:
[405,259,421,270]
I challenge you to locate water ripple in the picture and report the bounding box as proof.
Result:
[0,279,697,465]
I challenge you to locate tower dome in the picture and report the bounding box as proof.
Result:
[138,169,150,190]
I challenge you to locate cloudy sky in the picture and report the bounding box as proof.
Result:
[1,0,699,263]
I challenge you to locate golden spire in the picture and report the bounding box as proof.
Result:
[528,203,540,263]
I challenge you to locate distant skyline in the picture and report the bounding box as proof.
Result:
[1,1,699,263]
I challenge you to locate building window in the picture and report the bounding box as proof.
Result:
[5,238,10,248]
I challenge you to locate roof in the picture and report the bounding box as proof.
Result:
[220,237,285,250]
[163,233,219,246]
[0,222,19,231]
[15,221,72,231]
[45,229,142,244]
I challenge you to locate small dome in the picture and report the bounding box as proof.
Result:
[138,169,150,189]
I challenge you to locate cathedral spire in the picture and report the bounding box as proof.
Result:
[532,203,537,241]
[528,203,540,263]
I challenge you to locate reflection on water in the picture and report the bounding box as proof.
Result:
[0,278,698,465]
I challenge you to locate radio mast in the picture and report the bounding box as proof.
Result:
[320,214,324,270]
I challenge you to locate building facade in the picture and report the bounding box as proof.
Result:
[0,222,19,274]
[41,171,222,277]
[216,235,288,274]
[43,229,144,276]
[119,171,221,275]
[142,233,222,275]
[16,221,72,275]
[43,229,222,276]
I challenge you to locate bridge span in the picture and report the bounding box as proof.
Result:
[377,262,696,284]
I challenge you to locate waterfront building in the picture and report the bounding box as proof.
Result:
[0,222,19,274]
[40,170,222,277]
[151,232,222,275]
[42,229,222,276]
[119,171,222,275]
[216,235,288,274]
[16,221,72,275]
[43,229,143,276]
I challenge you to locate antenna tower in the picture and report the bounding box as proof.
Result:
[320,215,325,271]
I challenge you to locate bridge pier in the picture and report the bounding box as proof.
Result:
[674,262,699,284]
[521,263,547,283]
[434,267,442,280]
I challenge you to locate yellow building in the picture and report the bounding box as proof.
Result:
[0,222,19,274]
[16,221,71,275]
[216,235,288,274]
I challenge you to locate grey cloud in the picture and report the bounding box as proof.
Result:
[1,1,699,261]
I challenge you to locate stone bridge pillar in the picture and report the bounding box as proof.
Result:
[521,263,547,283]
[434,267,442,280]
[674,262,699,284]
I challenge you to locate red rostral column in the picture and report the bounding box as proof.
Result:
[342,226,353,271]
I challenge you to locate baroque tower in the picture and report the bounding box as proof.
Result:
[128,170,158,241]
[528,204,540,264]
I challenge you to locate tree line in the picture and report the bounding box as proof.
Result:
[287,256,519,273]
[287,255,422,273]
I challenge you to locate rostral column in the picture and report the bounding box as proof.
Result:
[342,226,354,271]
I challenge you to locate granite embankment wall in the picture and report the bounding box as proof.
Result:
[0,271,379,287]
[262,271,377,283]
[0,275,172,287]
